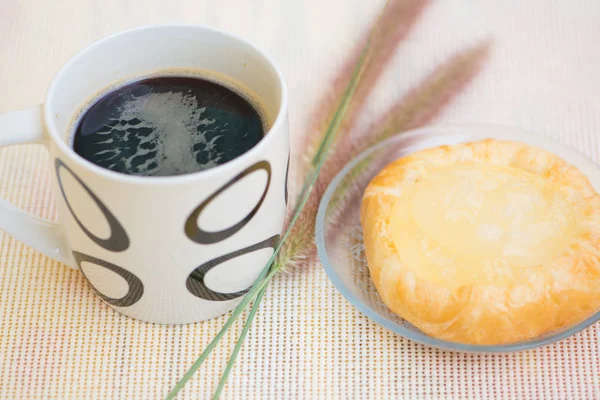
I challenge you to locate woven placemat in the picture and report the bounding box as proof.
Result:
[2,0,600,397]
[0,144,598,400]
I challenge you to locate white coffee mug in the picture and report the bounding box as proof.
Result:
[0,25,289,324]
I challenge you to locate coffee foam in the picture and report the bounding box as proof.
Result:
[68,69,270,176]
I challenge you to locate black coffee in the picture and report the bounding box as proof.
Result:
[72,75,265,176]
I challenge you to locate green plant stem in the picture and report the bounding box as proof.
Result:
[165,167,323,400]
[165,266,278,400]
[212,286,267,400]
[166,6,378,398]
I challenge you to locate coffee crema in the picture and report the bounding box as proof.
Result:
[71,74,267,177]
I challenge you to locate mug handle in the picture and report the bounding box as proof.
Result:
[0,105,74,267]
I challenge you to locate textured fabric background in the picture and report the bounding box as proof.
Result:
[1,0,600,399]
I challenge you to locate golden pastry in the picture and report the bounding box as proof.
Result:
[360,139,600,345]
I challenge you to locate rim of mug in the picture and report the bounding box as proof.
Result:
[44,24,288,184]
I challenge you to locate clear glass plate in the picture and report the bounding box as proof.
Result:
[315,124,600,352]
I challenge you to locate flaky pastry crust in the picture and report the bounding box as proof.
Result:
[361,139,600,344]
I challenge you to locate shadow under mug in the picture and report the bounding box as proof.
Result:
[0,25,289,324]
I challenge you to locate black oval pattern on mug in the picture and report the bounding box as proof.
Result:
[186,234,280,301]
[284,154,290,205]
[73,251,144,307]
[55,159,129,252]
[185,160,271,244]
